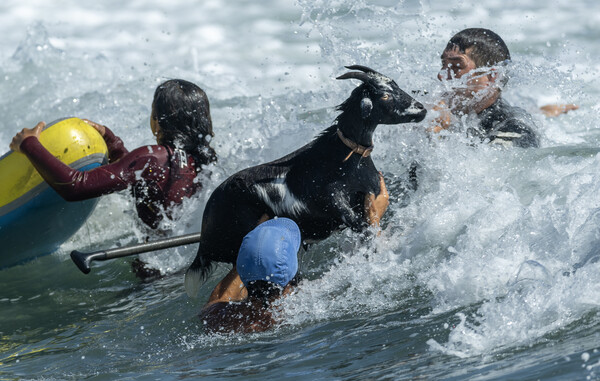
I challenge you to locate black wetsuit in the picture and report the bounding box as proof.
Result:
[402,96,539,198]
[469,97,539,148]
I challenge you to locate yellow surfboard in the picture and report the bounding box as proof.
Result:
[0,117,108,269]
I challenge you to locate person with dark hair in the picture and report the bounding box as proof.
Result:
[430,28,576,148]
[10,79,217,275]
[149,79,217,168]
[200,217,301,334]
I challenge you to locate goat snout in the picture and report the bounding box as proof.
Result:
[413,100,426,112]
[412,101,427,122]
[397,100,427,122]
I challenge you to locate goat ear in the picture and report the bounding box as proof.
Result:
[361,97,373,119]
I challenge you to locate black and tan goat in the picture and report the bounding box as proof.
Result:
[185,65,426,297]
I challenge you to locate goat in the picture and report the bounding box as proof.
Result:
[185,65,426,297]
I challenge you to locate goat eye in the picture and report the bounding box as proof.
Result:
[381,94,390,100]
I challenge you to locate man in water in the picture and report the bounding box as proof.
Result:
[430,28,576,148]
[200,217,301,333]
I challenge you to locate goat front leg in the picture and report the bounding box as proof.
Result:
[330,188,365,233]
[364,172,389,231]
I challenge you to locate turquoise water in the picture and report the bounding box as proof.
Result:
[2,0,600,379]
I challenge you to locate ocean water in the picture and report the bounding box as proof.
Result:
[1,0,600,379]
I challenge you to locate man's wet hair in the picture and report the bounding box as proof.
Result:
[246,280,282,301]
[444,28,511,69]
[246,275,301,306]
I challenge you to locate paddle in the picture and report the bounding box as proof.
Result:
[70,232,201,274]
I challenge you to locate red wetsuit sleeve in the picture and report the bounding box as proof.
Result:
[20,136,198,228]
[19,136,168,202]
[102,126,129,162]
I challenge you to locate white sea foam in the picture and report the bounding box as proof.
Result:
[1,0,599,370]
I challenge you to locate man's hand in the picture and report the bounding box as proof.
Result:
[83,119,106,136]
[540,104,579,117]
[427,101,452,133]
[10,122,44,153]
[364,172,389,228]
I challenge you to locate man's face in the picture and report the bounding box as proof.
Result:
[438,45,493,95]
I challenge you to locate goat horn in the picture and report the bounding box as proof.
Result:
[344,65,382,76]
[336,71,372,83]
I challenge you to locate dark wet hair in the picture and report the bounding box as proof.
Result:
[246,275,300,304]
[444,28,511,69]
[152,79,217,167]
[246,281,283,305]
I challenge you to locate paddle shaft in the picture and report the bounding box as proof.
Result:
[70,232,201,274]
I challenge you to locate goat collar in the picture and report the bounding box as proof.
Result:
[336,128,374,162]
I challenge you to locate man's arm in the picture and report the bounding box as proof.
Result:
[11,123,130,201]
[83,119,129,162]
[18,138,165,202]
[540,104,579,117]
[202,267,247,309]
[427,101,452,134]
